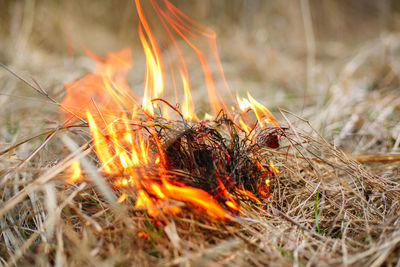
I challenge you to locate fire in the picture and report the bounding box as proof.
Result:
[67,160,82,184]
[117,192,127,203]
[269,160,280,175]
[180,71,198,121]
[237,92,280,129]
[203,113,214,121]
[62,0,280,220]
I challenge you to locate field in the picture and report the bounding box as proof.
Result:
[1,1,400,266]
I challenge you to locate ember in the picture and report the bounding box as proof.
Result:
[62,0,280,219]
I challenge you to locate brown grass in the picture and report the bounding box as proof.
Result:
[1,1,400,266]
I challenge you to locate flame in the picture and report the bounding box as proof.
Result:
[203,113,214,121]
[217,178,240,212]
[62,0,280,220]
[135,189,159,217]
[117,192,127,203]
[237,92,279,129]
[162,179,231,219]
[236,187,262,205]
[180,70,198,121]
[67,160,82,184]
[269,160,280,175]
[61,48,134,121]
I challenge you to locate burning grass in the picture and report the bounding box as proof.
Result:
[1,0,400,266]
[1,108,400,266]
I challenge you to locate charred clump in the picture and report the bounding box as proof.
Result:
[160,115,282,211]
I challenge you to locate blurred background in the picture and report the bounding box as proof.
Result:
[1,0,399,153]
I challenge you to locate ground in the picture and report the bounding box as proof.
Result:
[1,1,400,266]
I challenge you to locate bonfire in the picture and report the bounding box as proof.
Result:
[1,1,400,266]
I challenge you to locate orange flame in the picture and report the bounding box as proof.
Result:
[237,92,279,129]
[62,0,280,220]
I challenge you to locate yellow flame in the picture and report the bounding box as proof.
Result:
[180,70,198,121]
[203,113,214,120]
[67,160,82,184]
[236,92,279,129]
[117,192,127,203]
[269,160,280,175]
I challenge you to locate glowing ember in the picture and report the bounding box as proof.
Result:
[117,192,127,203]
[62,0,280,219]
[269,160,280,176]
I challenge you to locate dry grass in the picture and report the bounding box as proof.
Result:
[1,1,400,266]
